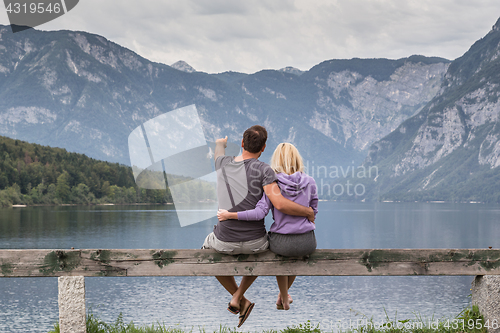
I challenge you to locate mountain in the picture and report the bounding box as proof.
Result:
[0,24,449,171]
[171,60,196,73]
[278,66,304,76]
[211,71,248,84]
[361,17,500,203]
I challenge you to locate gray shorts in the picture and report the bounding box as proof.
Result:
[269,230,316,257]
[202,232,269,255]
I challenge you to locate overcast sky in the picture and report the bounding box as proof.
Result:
[1,0,500,74]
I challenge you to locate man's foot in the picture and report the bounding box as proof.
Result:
[227,302,239,314]
[238,301,255,328]
[239,297,252,313]
[228,293,244,314]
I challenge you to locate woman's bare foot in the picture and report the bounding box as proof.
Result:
[276,293,293,305]
[276,293,292,310]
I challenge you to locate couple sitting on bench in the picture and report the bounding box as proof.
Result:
[202,125,318,327]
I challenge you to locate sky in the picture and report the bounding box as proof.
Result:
[1,0,500,74]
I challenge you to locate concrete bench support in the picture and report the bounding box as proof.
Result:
[58,276,86,333]
[472,276,500,333]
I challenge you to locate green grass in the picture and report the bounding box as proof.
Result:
[48,305,489,333]
[335,305,488,333]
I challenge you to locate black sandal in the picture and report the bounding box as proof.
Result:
[238,303,255,327]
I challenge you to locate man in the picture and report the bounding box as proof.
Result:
[202,125,315,327]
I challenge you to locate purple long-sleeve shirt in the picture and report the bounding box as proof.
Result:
[237,172,318,234]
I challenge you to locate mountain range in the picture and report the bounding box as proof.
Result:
[4,18,499,203]
[0,24,449,172]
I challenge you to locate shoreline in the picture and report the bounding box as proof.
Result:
[9,202,175,207]
[6,200,494,208]
[6,201,225,208]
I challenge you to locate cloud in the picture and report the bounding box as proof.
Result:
[190,0,255,16]
[1,0,500,73]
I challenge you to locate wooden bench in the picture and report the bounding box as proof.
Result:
[1,248,500,333]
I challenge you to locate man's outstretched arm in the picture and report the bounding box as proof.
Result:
[263,182,315,222]
[214,136,227,161]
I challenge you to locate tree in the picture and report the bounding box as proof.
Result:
[101,181,111,198]
[71,183,92,204]
[56,171,71,202]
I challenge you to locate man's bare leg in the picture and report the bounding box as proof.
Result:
[229,276,257,311]
[216,276,239,294]
[216,276,256,311]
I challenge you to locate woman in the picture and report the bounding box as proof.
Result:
[217,143,318,311]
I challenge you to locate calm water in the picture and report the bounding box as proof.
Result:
[1,202,500,332]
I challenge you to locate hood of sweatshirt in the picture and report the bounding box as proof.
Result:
[276,172,311,197]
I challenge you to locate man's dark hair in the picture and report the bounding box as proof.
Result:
[243,125,268,153]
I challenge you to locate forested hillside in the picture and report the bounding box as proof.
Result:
[0,135,173,206]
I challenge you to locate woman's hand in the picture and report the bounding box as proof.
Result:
[217,209,231,221]
[306,207,315,223]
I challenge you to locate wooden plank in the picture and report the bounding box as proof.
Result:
[1,249,499,277]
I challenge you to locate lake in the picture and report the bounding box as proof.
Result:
[1,201,499,332]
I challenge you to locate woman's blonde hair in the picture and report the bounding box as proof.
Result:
[270,143,304,175]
